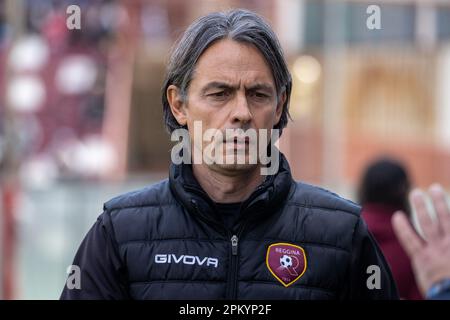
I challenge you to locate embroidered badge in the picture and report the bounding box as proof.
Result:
[266,242,307,287]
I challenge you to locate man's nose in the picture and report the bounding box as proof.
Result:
[231,92,252,124]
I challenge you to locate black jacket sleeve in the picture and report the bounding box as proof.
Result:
[345,217,399,300]
[60,211,129,299]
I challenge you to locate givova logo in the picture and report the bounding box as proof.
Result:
[154,254,219,268]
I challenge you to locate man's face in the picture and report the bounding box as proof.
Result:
[171,39,284,175]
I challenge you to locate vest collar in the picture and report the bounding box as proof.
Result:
[169,152,293,234]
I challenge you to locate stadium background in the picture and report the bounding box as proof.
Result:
[0,0,450,299]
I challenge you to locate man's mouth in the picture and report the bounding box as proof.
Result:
[223,137,250,148]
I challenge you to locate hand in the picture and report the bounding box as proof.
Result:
[392,184,450,296]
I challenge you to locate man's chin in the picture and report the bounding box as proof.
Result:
[208,162,259,176]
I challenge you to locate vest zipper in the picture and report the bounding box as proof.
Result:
[190,199,240,299]
[227,234,239,299]
[188,184,269,300]
[231,235,238,255]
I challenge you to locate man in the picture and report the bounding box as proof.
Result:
[61,9,398,300]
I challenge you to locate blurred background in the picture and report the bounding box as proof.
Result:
[0,0,449,299]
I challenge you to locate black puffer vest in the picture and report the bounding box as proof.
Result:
[103,154,397,300]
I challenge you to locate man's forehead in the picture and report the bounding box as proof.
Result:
[195,71,274,85]
[195,40,272,73]
[195,60,273,87]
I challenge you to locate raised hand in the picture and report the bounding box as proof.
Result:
[392,184,450,296]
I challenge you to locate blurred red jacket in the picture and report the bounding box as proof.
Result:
[362,203,423,300]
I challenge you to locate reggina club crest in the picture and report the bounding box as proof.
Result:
[266,243,307,287]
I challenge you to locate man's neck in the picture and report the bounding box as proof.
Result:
[192,164,264,203]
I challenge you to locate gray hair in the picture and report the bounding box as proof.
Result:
[162,9,292,134]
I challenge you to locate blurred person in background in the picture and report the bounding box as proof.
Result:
[393,185,450,300]
[359,158,422,299]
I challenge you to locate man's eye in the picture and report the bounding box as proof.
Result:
[208,90,230,101]
[250,92,269,99]
[209,91,229,98]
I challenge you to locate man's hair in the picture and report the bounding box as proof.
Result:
[162,9,292,134]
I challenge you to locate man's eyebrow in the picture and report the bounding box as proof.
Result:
[201,82,275,94]
[245,83,275,93]
[201,82,238,94]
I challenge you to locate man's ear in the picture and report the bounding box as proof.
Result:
[167,85,188,126]
[274,91,286,126]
